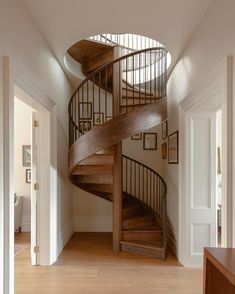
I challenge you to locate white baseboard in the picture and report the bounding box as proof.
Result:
[74,216,113,232]
[57,218,74,257]
[21,215,31,232]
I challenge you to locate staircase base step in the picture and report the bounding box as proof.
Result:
[122,229,163,242]
[120,240,166,260]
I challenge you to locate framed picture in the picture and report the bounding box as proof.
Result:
[94,112,104,126]
[162,120,168,139]
[26,169,31,184]
[161,143,167,159]
[168,131,179,164]
[79,102,92,120]
[22,145,31,167]
[78,121,91,134]
[143,133,157,150]
[131,133,142,140]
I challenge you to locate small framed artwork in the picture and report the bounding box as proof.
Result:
[143,133,157,150]
[131,133,142,140]
[162,120,168,139]
[79,102,92,120]
[79,121,91,134]
[94,112,104,126]
[168,131,179,164]
[161,143,167,159]
[26,169,31,184]
[22,145,31,167]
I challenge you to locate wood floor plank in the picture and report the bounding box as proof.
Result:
[15,232,202,294]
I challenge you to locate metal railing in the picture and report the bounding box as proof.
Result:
[122,155,167,246]
[68,47,168,147]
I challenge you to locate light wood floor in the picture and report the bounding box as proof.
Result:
[15,232,202,294]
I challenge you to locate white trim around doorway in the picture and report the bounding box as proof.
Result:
[3,56,58,294]
[178,56,233,266]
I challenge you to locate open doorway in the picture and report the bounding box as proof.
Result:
[13,97,38,266]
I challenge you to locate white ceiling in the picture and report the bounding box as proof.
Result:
[22,0,214,86]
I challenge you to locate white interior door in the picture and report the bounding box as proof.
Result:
[31,111,39,265]
[184,112,217,267]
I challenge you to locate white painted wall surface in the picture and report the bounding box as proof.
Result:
[14,98,34,232]
[167,0,235,255]
[0,3,73,286]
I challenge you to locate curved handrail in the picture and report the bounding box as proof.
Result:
[68,100,166,174]
[68,46,168,147]
[122,155,167,246]
[69,46,167,101]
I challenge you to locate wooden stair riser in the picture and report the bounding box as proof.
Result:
[77,175,113,185]
[122,230,163,242]
[78,183,113,193]
[76,175,113,184]
[121,242,165,260]
[79,154,114,166]
[122,215,154,230]
[72,165,113,176]
[122,204,141,219]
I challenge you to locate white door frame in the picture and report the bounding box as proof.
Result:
[178,56,233,266]
[3,56,58,294]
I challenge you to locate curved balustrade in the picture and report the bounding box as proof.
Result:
[122,155,167,246]
[68,35,168,259]
[68,47,167,147]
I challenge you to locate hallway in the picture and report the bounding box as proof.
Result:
[15,233,202,294]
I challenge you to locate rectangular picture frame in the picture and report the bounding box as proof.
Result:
[79,102,92,120]
[161,120,168,139]
[22,145,31,167]
[78,120,91,134]
[143,133,157,150]
[94,112,104,126]
[26,169,31,184]
[131,133,142,140]
[168,131,179,164]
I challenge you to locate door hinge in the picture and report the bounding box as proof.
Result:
[34,245,39,253]
[34,182,39,190]
[34,120,39,127]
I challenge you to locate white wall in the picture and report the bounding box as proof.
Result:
[14,98,34,232]
[166,0,235,255]
[0,2,73,286]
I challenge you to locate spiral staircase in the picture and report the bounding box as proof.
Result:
[68,34,168,259]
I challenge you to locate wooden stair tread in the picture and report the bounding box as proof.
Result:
[120,240,164,250]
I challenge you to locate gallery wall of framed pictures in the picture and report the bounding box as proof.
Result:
[22,145,31,183]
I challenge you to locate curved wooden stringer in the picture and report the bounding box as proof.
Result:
[68,36,168,259]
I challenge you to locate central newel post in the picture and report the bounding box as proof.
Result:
[113,46,122,251]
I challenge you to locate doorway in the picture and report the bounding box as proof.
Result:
[14,96,39,267]
[178,57,232,267]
